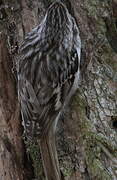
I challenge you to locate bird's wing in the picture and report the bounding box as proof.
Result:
[17,27,79,139]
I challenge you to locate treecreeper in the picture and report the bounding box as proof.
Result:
[17,1,81,180]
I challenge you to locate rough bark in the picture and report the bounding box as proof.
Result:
[0,33,24,180]
[0,0,117,180]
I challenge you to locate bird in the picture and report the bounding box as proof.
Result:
[17,1,81,180]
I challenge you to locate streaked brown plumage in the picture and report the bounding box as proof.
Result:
[17,1,81,180]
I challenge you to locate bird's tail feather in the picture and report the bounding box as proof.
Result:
[39,125,62,180]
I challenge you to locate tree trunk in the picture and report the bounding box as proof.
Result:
[0,0,117,180]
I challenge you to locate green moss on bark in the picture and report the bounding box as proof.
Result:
[72,93,116,180]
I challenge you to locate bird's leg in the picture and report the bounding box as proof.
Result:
[39,123,62,180]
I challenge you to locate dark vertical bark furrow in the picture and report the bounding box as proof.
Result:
[0,34,24,180]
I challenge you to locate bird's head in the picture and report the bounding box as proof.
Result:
[46,1,71,30]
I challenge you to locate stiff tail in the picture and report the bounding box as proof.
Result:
[39,125,63,180]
